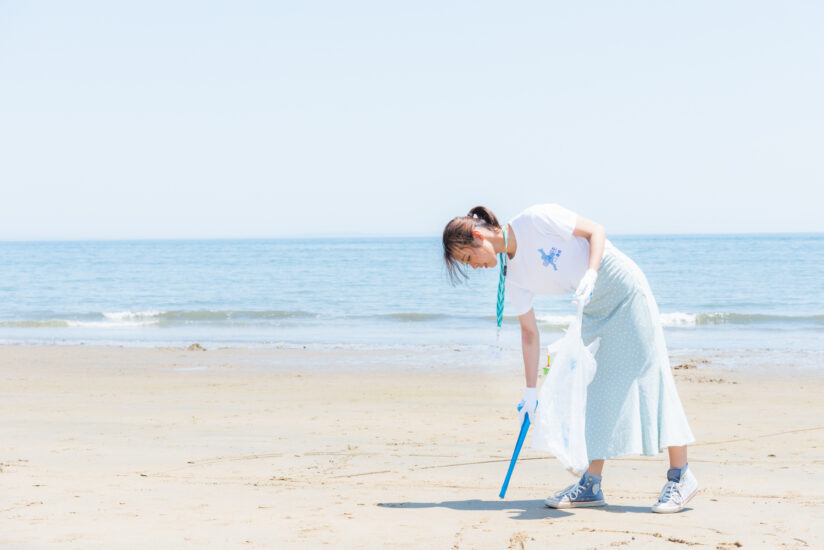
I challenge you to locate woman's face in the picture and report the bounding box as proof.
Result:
[455,234,497,270]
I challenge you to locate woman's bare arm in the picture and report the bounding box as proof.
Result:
[573,216,606,272]
[519,308,539,387]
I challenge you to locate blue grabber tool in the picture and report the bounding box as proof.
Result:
[499,402,532,499]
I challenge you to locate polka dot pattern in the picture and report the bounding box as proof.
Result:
[580,247,695,460]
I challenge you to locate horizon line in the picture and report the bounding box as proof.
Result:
[1,230,823,244]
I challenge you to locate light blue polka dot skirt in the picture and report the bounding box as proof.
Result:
[581,246,695,460]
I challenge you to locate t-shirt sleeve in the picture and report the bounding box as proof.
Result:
[506,282,535,317]
[531,203,578,241]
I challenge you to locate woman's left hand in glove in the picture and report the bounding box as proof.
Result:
[573,269,598,307]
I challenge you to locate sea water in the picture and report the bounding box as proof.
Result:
[1,234,822,366]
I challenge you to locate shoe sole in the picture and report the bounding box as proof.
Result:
[651,487,698,514]
[545,499,606,509]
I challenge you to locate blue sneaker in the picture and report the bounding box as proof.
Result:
[545,473,606,508]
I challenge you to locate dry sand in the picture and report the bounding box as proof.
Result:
[1,345,823,549]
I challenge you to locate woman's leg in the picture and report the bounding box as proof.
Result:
[586,459,605,476]
[668,445,687,469]
[586,450,685,474]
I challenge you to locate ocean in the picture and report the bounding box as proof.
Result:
[1,234,822,367]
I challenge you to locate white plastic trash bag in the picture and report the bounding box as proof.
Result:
[531,305,600,476]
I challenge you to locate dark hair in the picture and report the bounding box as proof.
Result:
[442,206,501,284]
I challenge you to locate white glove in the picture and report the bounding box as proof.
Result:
[517,387,537,426]
[573,269,598,307]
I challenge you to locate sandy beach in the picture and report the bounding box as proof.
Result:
[1,345,822,549]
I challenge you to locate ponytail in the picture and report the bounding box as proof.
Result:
[467,206,501,229]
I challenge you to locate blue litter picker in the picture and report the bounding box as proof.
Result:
[499,403,531,499]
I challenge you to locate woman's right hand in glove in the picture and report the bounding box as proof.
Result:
[517,387,537,426]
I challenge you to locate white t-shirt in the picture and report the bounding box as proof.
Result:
[505,204,595,316]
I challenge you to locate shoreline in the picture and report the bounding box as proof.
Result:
[1,342,822,374]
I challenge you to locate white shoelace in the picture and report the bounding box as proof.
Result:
[658,480,683,504]
[555,483,584,500]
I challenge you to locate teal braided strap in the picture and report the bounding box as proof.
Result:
[496,227,509,328]
[496,257,506,328]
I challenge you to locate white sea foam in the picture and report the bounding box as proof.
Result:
[659,312,698,327]
[103,310,163,321]
[539,312,699,328]
[68,314,161,328]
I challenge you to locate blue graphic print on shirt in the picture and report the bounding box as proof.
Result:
[539,247,562,271]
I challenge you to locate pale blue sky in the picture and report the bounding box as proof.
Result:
[1,1,822,240]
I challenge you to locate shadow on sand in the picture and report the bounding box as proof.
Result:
[377,500,658,520]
